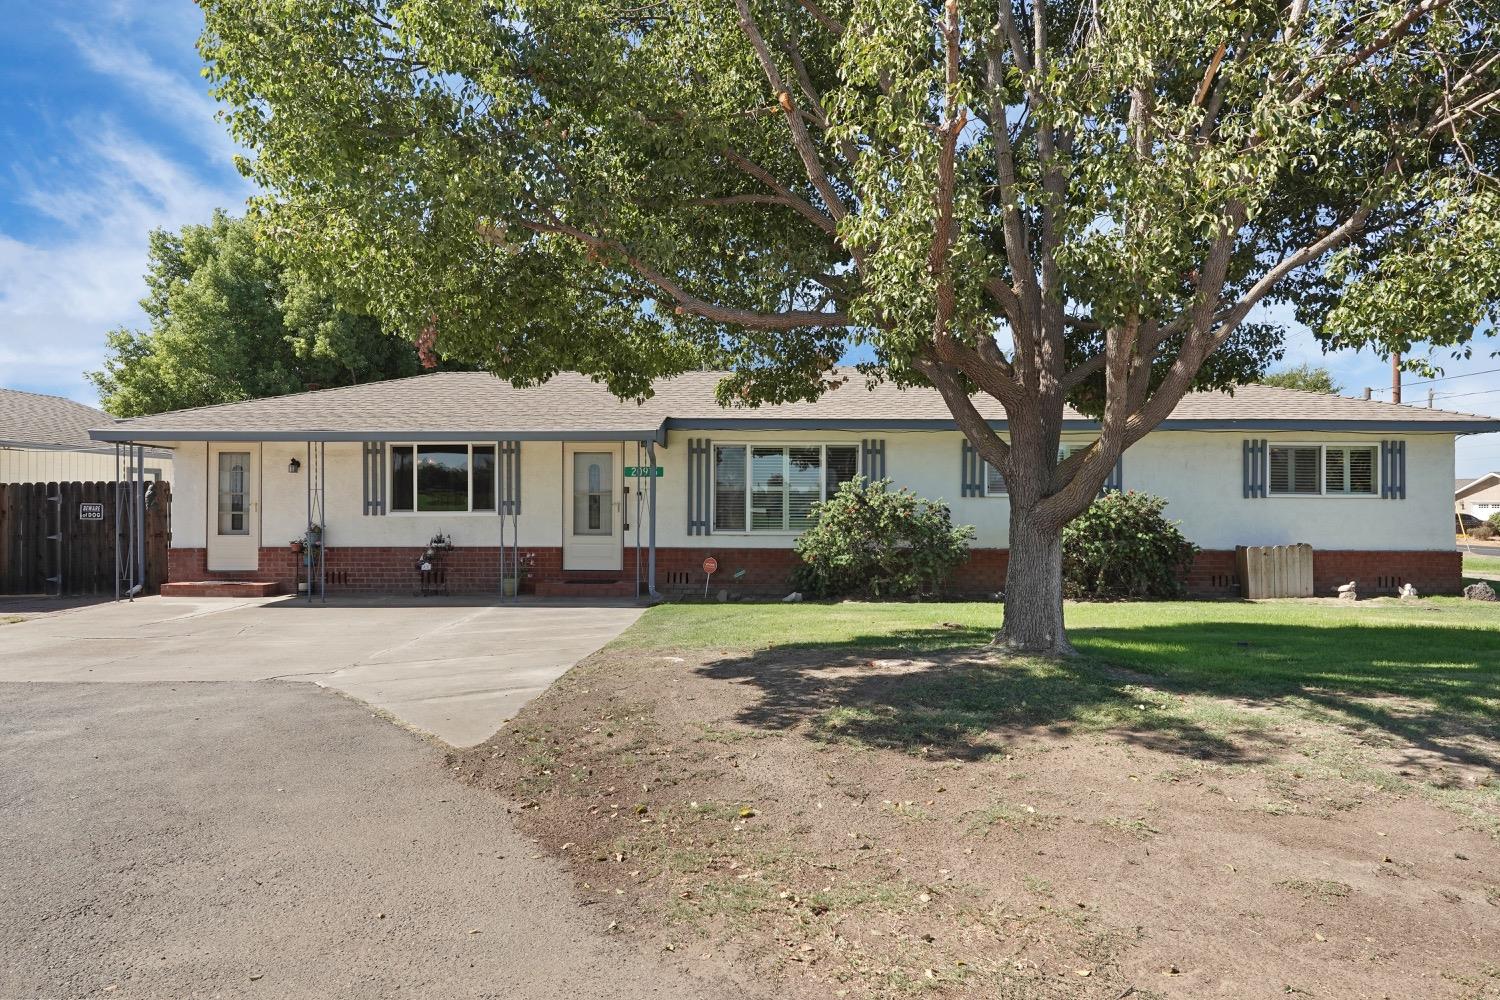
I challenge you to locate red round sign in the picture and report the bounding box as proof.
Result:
[702,557,719,575]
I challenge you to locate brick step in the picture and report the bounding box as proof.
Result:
[160,580,285,598]
[534,579,638,598]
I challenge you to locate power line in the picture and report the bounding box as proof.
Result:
[1429,387,1500,402]
[1368,365,1500,393]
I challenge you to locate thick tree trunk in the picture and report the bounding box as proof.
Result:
[997,504,1074,656]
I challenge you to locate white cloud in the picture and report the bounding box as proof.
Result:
[62,26,236,162]
[0,119,248,405]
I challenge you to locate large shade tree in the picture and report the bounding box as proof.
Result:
[200,0,1499,652]
[88,212,453,417]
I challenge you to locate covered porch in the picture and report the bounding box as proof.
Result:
[102,431,667,603]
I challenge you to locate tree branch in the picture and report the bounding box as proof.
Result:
[733,0,850,223]
[491,220,852,331]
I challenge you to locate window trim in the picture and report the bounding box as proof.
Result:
[710,442,859,534]
[387,442,499,515]
[980,443,1083,498]
[1266,442,1381,498]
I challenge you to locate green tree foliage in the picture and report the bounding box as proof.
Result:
[198,1,1498,651]
[87,213,440,417]
[792,478,974,598]
[1062,492,1199,599]
[1260,363,1343,395]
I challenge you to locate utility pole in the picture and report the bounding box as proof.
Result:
[1391,352,1402,404]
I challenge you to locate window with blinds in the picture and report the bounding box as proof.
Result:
[713,444,859,531]
[984,462,1006,495]
[1268,446,1321,495]
[1325,446,1376,495]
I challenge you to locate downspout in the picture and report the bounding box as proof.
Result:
[645,438,659,600]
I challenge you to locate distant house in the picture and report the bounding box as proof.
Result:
[1457,473,1500,522]
[90,372,1500,598]
[1,388,170,484]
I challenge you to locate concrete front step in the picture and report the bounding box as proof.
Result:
[160,580,285,598]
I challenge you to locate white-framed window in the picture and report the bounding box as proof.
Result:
[712,443,859,532]
[1268,444,1378,497]
[982,445,1080,497]
[389,443,498,513]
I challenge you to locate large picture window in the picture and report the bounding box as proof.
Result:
[390,444,499,513]
[713,444,859,532]
[1269,444,1377,497]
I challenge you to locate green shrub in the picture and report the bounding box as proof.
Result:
[792,478,974,599]
[1062,492,1198,599]
[1487,512,1500,532]
[1473,523,1498,540]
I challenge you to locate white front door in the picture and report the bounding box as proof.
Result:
[207,445,260,572]
[563,445,623,571]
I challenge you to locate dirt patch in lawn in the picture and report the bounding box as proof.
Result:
[454,644,1500,1000]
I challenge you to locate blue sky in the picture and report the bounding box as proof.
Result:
[1,2,1497,474]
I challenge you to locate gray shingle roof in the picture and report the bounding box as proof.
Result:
[1,388,116,450]
[88,371,1500,443]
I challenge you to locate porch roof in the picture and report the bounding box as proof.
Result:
[88,370,1500,444]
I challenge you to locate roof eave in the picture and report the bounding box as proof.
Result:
[663,417,1500,434]
[89,425,671,445]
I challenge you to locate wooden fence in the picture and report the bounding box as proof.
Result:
[0,481,171,596]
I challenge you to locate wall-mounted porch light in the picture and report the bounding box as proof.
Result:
[288,457,302,474]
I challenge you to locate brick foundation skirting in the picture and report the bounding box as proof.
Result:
[166,545,1463,598]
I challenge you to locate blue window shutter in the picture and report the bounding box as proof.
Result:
[960,440,984,496]
[860,438,886,480]
[688,438,711,535]
[497,441,521,515]
[1382,440,1406,499]
[1242,439,1267,498]
[362,442,386,515]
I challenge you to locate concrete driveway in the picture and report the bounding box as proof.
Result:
[0,681,734,1000]
[0,595,643,746]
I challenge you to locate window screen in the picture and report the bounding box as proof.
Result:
[472,446,496,510]
[1269,446,1321,495]
[713,445,747,531]
[391,446,414,511]
[788,447,823,529]
[750,447,786,531]
[984,462,1006,495]
[1326,446,1376,495]
[825,445,858,499]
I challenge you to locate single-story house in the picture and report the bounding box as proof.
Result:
[1457,473,1500,522]
[88,371,1500,599]
[2,387,170,484]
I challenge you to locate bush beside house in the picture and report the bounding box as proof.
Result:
[1062,492,1199,600]
[792,479,973,599]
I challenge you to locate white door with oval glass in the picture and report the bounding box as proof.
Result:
[563,445,622,571]
[207,445,259,572]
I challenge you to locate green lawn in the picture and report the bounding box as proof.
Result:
[1464,552,1500,577]
[615,598,1500,736]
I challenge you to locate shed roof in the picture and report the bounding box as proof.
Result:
[88,370,1500,443]
[2,387,119,451]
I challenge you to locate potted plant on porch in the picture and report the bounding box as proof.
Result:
[502,551,535,597]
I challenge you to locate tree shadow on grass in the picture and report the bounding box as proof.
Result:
[699,631,1277,764]
[1074,619,1500,773]
[698,619,1499,771]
